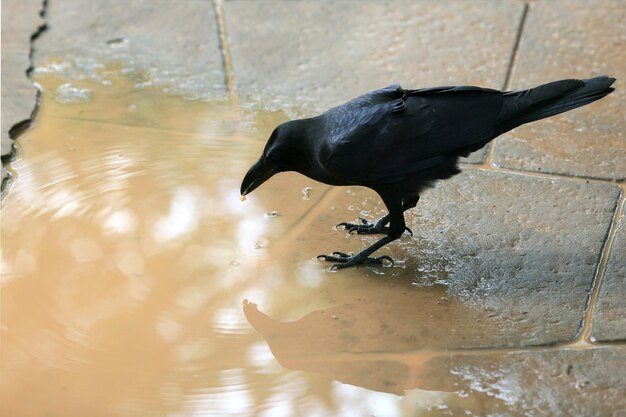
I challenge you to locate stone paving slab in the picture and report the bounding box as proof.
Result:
[439,346,626,416]
[592,207,626,341]
[224,0,523,120]
[1,0,44,187]
[32,0,226,100]
[406,170,619,346]
[492,0,626,180]
[272,168,620,347]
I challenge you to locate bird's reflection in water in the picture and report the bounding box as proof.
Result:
[243,281,507,396]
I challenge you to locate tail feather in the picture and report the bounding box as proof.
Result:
[496,76,616,134]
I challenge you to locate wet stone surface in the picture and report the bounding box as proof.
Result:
[32,0,226,100]
[440,346,626,416]
[245,300,626,414]
[492,0,626,180]
[298,170,619,347]
[592,208,626,341]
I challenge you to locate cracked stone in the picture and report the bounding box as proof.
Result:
[1,0,45,188]
[492,0,626,180]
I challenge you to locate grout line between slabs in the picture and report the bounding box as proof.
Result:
[214,0,238,104]
[460,163,625,187]
[502,1,530,91]
[576,185,625,343]
[483,1,530,167]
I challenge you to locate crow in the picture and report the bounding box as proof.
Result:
[240,76,616,270]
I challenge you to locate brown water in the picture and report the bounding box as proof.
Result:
[2,72,526,416]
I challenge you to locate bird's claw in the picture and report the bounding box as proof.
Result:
[336,218,387,235]
[317,252,395,270]
[336,220,413,237]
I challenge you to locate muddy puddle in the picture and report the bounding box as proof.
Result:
[2,70,534,416]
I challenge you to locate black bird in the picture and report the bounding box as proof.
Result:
[241,76,616,269]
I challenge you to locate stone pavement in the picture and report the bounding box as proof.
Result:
[0,0,44,190]
[2,0,625,415]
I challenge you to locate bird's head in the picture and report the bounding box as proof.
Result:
[240,120,306,197]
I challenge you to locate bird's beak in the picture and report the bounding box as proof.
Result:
[240,158,278,196]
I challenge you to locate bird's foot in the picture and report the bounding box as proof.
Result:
[317,251,394,270]
[336,217,387,234]
[336,217,412,236]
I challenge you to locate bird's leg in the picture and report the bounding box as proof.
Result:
[319,198,406,270]
[403,195,420,211]
[336,195,419,236]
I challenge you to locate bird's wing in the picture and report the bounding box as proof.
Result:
[320,85,505,183]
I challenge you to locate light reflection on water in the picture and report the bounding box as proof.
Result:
[2,70,516,416]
